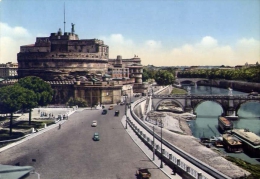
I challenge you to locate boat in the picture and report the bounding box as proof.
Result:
[222,134,243,153]
[218,116,233,131]
[209,136,218,142]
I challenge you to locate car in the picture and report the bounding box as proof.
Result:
[120,102,125,105]
[114,110,119,116]
[102,109,107,115]
[108,106,114,110]
[93,132,99,141]
[91,120,97,127]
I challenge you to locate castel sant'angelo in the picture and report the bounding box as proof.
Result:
[17,23,147,105]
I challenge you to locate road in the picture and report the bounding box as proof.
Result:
[0,104,169,179]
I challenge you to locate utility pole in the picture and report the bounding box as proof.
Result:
[153,125,155,161]
[160,119,163,168]
[125,91,127,129]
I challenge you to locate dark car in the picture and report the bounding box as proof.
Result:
[114,110,119,116]
[102,109,107,115]
[93,132,99,141]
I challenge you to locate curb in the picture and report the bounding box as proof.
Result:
[0,110,76,153]
[121,116,173,179]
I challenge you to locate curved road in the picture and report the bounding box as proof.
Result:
[0,105,169,179]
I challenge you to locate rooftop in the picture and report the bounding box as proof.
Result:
[219,117,232,126]
[232,129,260,146]
[223,134,242,145]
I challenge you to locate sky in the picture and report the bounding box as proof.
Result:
[0,0,259,66]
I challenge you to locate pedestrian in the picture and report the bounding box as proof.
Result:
[59,123,61,129]
[172,166,176,175]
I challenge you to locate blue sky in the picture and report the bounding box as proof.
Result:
[0,0,259,66]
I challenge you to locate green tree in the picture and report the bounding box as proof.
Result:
[0,85,36,135]
[142,68,150,82]
[17,76,53,124]
[154,70,175,85]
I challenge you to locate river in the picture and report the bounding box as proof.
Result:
[183,85,260,164]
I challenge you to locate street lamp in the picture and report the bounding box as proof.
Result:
[125,92,128,129]
[153,125,155,161]
[160,119,163,168]
[147,111,155,161]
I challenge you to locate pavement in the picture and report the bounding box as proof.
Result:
[121,115,182,179]
[1,105,183,178]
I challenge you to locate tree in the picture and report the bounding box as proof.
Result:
[154,70,175,86]
[0,85,36,135]
[17,76,53,125]
[142,68,150,82]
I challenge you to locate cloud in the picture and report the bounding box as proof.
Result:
[144,40,162,49]
[0,22,34,63]
[1,23,259,67]
[99,34,259,66]
[169,36,259,66]
[99,34,135,58]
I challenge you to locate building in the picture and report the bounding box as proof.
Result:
[232,129,260,157]
[18,27,109,81]
[0,62,18,78]
[15,24,147,104]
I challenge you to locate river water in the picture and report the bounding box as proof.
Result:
[183,85,260,164]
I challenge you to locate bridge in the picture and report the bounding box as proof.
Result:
[175,78,209,85]
[151,94,260,118]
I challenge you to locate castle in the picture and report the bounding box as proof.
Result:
[17,24,147,105]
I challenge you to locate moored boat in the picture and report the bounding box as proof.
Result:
[218,116,233,131]
[222,133,243,153]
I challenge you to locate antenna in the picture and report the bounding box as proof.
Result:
[64,2,66,33]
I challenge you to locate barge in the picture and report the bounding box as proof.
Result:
[218,116,233,131]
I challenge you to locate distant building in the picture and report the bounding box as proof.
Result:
[0,62,18,78]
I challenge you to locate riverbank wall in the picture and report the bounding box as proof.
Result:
[201,80,260,93]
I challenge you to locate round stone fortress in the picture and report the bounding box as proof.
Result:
[18,28,109,81]
[17,25,147,104]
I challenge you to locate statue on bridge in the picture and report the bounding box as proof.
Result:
[228,87,233,96]
[187,86,191,95]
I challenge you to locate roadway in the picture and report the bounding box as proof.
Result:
[0,104,169,179]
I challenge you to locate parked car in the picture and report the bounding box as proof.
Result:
[102,109,107,115]
[93,132,99,141]
[115,110,119,116]
[120,102,125,105]
[108,106,114,110]
[91,120,97,127]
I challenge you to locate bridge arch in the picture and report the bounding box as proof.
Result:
[153,99,185,112]
[235,100,260,115]
[192,99,226,116]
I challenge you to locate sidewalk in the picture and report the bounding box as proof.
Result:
[0,107,76,153]
[121,116,182,179]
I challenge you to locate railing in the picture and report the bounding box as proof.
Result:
[152,94,260,100]
[129,89,231,179]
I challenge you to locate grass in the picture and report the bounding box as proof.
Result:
[225,156,260,179]
[12,120,55,130]
[0,130,25,141]
[0,120,55,141]
[171,88,187,95]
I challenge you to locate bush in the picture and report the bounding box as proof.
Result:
[66,97,88,107]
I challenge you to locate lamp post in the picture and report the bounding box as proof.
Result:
[125,92,127,129]
[160,119,163,168]
[158,115,165,168]
[153,125,155,161]
[147,111,155,161]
